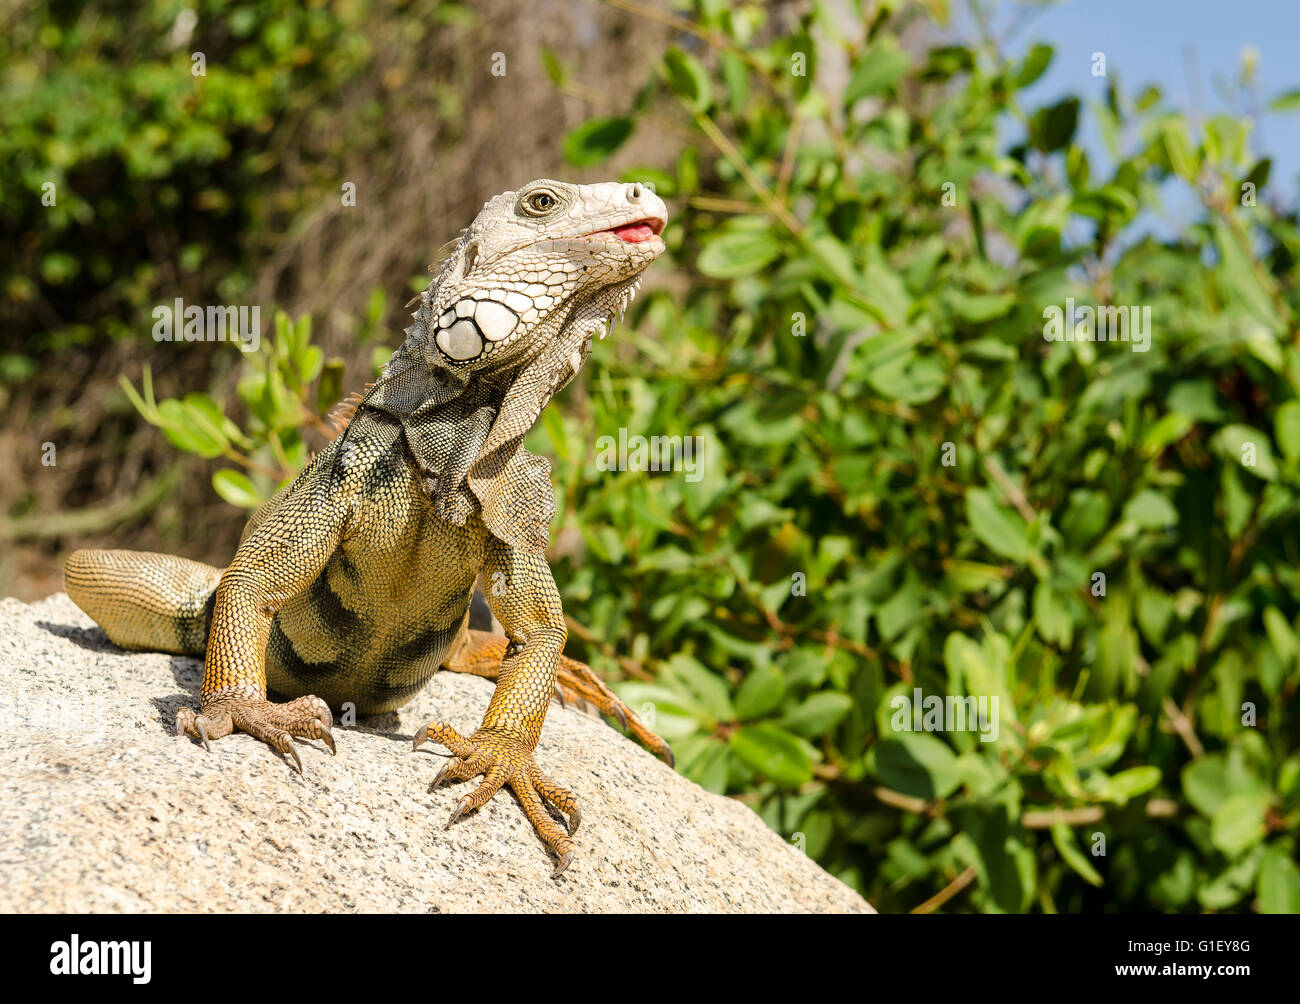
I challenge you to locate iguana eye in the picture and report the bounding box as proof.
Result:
[520,190,559,216]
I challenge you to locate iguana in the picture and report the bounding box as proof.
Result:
[65,179,672,877]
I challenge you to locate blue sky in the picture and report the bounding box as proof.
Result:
[951,0,1300,225]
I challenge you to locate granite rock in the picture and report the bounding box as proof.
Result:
[0,593,873,914]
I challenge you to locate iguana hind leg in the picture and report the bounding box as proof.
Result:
[64,548,335,767]
[65,549,222,655]
[441,626,673,765]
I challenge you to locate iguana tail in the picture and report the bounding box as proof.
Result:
[64,549,223,656]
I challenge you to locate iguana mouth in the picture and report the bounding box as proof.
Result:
[581,217,666,243]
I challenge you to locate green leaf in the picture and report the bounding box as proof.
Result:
[562,117,634,167]
[1264,607,1300,667]
[212,469,262,508]
[680,738,731,793]
[1106,766,1161,803]
[1221,464,1254,538]
[612,682,706,740]
[733,664,786,720]
[274,310,293,359]
[1033,580,1072,648]
[873,734,961,799]
[1122,488,1177,530]
[967,809,1034,912]
[1258,843,1300,913]
[1213,219,1282,333]
[966,488,1032,563]
[539,406,571,465]
[1210,792,1270,857]
[1182,755,1230,816]
[370,345,394,376]
[1050,820,1104,886]
[1275,401,1300,462]
[777,692,853,737]
[157,398,226,458]
[729,724,815,787]
[697,230,781,278]
[1160,118,1198,182]
[663,653,735,724]
[1199,846,1264,909]
[663,47,713,112]
[618,167,676,198]
[948,290,1016,323]
[317,358,345,418]
[293,313,312,358]
[1212,423,1279,481]
[297,344,324,385]
[540,47,566,87]
[1016,44,1053,89]
[1030,97,1079,152]
[1269,89,1300,112]
[845,42,909,103]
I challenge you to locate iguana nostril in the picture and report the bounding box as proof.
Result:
[629,184,642,200]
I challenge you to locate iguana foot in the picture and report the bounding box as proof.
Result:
[176,694,336,772]
[553,658,675,767]
[413,720,579,877]
[444,629,674,767]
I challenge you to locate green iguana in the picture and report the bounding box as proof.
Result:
[65,179,673,877]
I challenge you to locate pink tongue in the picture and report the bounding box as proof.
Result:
[612,222,655,243]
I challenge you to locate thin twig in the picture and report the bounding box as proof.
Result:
[692,110,804,236]
[564,615,655,681]
[775,111,803,204]
[982,454,1036,522]
[1161,696,1205,759]
[911,865,977,914]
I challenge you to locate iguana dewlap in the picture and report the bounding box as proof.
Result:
[65,180,672,877]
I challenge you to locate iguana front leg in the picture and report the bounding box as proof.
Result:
[175,486,347,769]
[414,538,583,876]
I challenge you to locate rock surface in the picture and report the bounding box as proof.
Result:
[0,593,872,913]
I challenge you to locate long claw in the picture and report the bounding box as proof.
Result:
[320,728,336,756]
[446,796,470,830]
[552,849,573,879]
[287,743,302,774]
[662,741,675,769]
[568,805,581,836]
[196,716,211,753]
[611,704,628,732]
[430,759,456,792]
[412,724,428,750]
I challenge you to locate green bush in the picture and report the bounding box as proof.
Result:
[0,0,461,372]
[544,2,1300,912]
[110,0,1300,911]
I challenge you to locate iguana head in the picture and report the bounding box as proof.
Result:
[416,178,667,371]
[361,180,669,553]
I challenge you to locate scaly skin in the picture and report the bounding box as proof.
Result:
[65,180,671,876]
